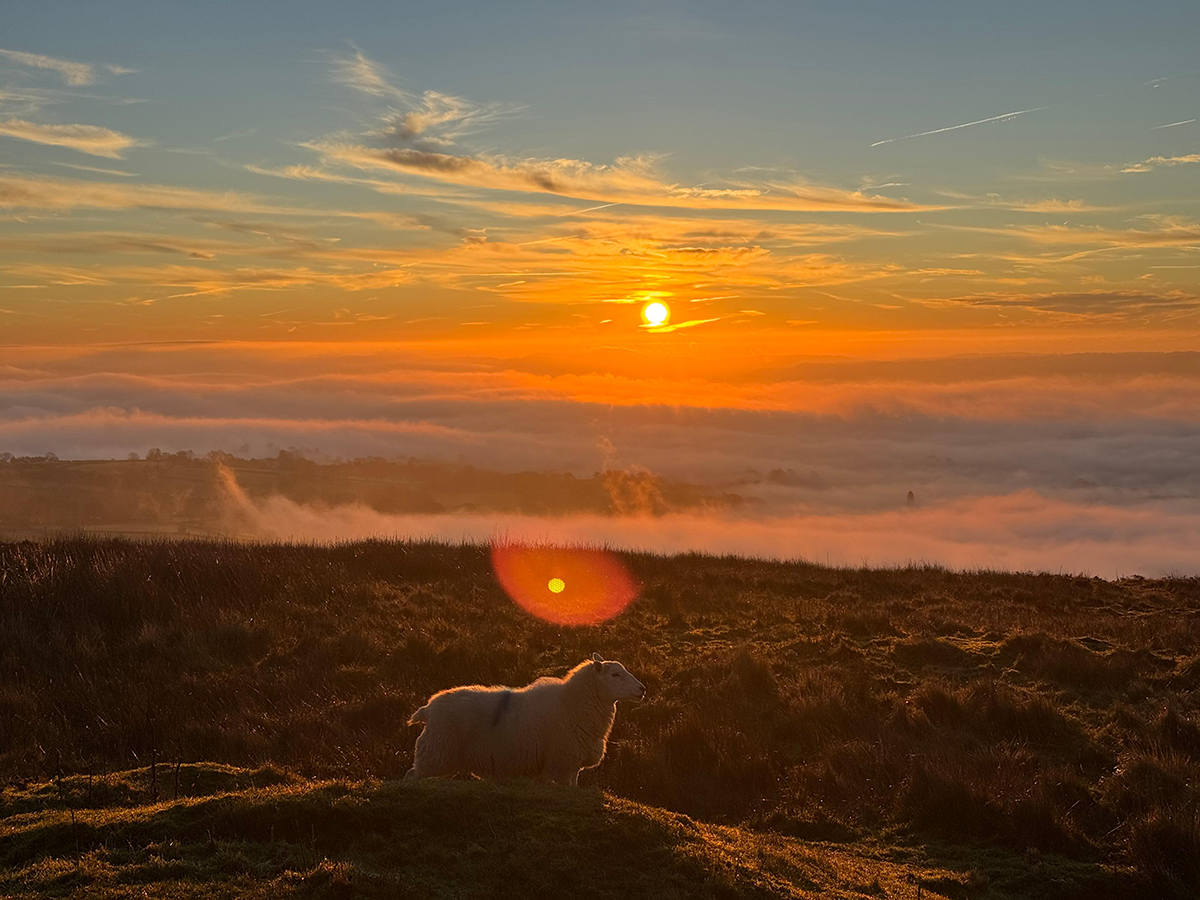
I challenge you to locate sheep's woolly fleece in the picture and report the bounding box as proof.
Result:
[406,654,646,785]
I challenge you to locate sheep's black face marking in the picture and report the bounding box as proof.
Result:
[491,690,513,727]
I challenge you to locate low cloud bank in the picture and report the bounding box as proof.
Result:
[219,471,1200,577]
[4,390,1199,516]
[6,345,1200,575]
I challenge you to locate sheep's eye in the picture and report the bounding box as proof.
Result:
[611,672,619,677]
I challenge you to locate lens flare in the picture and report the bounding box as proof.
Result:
[490,543,640,625]
[642,301,670,327]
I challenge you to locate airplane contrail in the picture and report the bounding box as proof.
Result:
[1143,70,1200,87]
[1154,118,1196,129]
[871,107,1049,147]
[556,202,622,216]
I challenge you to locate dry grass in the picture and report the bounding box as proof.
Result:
[2,536,1198,896]
[1,764,990,899]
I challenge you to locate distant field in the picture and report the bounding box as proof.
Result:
[2,537,1198,897]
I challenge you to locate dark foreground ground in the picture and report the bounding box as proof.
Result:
[2,765,997,899]
[1,537,1198,897]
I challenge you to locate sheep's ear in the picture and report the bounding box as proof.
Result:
[592,652,604,667]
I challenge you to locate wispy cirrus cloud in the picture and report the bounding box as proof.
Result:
[941,216,1200,254]
[51,162,137,177]
[936,190,1110,213]
[0,86,60,116]
[306,140,930,213]
[375,90,521,148]
[330,47,520,148]
[0,172,422,229]
[1025,151,1200,182]
[0,48,98,86]
[858,176,911,189]
[1,260,416,299]
[313,48,929,214]
[0,172,253,212]
[1013,159,1123,184]
[0,232,224,259]
[0,49,134,88]
[0,205,892,309]
[1011,198,1107,213]
[919,288,1199,323]
[244,161,466,200]
[539,216,899,248]
[329,47,405,100]
[0,117,144,157]
[1121,153,1200,173]
[643,316,721,333]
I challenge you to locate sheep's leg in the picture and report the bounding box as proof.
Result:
[543,764,580,787]
[407,726,456,780]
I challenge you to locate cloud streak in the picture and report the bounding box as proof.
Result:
[1121,154,1200,173]
[921,289,1199,323]
[308,141,929,212]
[0,48,98,86]
[329,47,406,100]
[0,172,422,229]
[305,50,930,213]
[643,316,721,334]
[330,47,520,148]
[0,117,143,157]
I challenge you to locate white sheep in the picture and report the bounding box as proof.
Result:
[405,653,645,786]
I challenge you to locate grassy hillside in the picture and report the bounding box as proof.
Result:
[2,536,1198,896]
[1,764,999,899]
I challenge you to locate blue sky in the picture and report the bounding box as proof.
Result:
[5,1,1198,195]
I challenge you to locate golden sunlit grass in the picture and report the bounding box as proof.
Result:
[0,765,976,900]
[2,536,1198,896]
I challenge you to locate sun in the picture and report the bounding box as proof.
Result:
[642,301,670,327]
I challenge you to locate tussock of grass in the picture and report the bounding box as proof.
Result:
[2,536,1199,895]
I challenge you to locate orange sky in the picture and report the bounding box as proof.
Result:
[2,14,1199,573]
[1,36,1198,354]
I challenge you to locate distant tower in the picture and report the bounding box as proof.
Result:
[906,490,915,507]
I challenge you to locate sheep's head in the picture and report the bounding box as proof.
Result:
[591,653,645,701]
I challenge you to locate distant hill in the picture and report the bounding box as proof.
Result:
[0,454,748,536]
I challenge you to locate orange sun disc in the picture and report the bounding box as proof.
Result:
[490,543,640,625]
